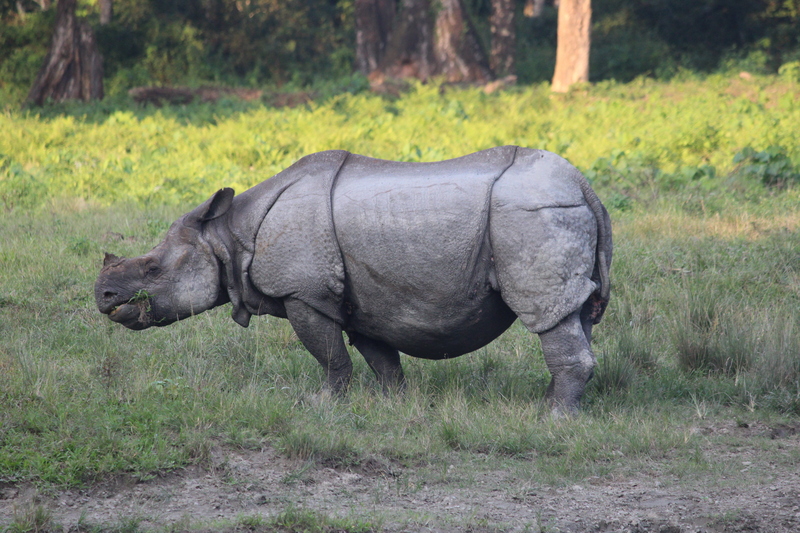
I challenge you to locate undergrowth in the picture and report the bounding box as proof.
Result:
[2,75,800,209]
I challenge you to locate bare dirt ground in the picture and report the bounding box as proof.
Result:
[1,421,799,532]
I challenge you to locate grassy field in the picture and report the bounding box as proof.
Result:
[1,75,799,530]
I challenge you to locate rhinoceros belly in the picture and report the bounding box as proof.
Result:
[332,149,518,359]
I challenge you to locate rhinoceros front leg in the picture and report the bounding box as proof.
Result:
[351,334,406,394]
[538,311,596,416]
[284,298,353,395]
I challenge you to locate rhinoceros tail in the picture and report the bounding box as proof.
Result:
[576,171,613,318]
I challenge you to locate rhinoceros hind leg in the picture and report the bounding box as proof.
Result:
[284,298,353,395]
[352,335,406,394]
[538,311,596,416]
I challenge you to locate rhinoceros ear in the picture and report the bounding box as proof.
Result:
[103,252,121,267]
[186,188,235,226]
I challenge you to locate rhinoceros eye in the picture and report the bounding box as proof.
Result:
[144,261,161,276]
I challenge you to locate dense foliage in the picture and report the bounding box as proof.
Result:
[2,74,800,210]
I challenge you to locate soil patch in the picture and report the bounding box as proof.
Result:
[2,423,799,532]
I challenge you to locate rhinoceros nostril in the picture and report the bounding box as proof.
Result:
[103,291,118,300]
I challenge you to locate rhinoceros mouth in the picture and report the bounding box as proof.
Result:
[108,300,153,330]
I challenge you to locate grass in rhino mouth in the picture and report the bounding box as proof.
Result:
[128,289,152,306]
[110,290,153,324]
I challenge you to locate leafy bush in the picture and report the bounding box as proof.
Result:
[2,76,798,210]
[778,60,800,82]
[0,9,53,103]
[0,153,47,209]
[732,145,800,188]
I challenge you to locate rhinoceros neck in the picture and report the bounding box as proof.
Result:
[201,214,280,327]
[201,150,352,327]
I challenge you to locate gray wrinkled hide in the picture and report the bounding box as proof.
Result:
[96,146,612,414]
[239,147,599,339]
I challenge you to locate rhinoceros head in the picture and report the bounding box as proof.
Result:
[95,188,235,330]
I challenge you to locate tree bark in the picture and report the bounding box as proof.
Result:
[376,0,492,83]
[99,0,112,25]
[433,0,493,83]
[355,0,394,74]
[26,0,104,106]
[379,0,436,79]
[551,0,591,93]
[490,0,515,77]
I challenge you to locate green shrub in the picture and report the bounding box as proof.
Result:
[732,145,800,188]
[0,154,47,209]
[2,77,800,208]
[778,60,800,82]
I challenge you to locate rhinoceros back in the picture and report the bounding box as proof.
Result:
[333,147,600,354]
[240,147,600,356]
[332,147,518,357]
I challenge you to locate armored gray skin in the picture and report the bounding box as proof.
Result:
[95,146,612,415]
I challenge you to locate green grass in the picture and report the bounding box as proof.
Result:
[1,198,798,489]
[2,504,381,533]
[0,75,799,493]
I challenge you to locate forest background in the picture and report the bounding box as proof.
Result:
[2,0,800,105]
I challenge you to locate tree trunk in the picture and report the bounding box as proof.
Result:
[433,0,493,83]
[26,0,104,106]
[380,0,436,79]
[490,0,515,77]
[99,0,112,25]
[355,0,394,74]
[377,0,492,83]
[551,0,590,93]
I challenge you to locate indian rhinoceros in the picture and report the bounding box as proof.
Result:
[95,146,612,414]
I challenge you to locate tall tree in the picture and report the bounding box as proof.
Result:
[358,0,493,83]
[490,0,515,77]
[26,0,103,106]
[434,0,493,82]
[380,0,437,79]
[551,0,590,92]
[355,0,395,74]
